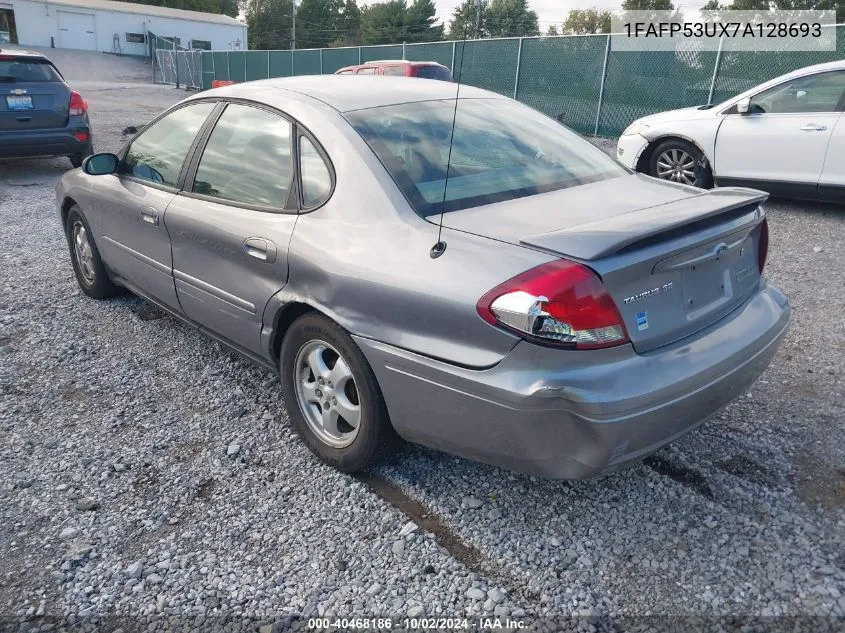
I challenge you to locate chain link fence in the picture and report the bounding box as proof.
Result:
[195,27,844,136]
[150,32,204,90]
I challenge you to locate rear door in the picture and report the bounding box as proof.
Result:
[95,101,217,309]
[715,70,845,189]
[165,102,301,354]
[0,55,69,131]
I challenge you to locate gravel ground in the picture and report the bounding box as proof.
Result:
[0,63,843,631]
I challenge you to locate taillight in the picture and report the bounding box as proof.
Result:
[477,259,630,350]
[758,218,769,274]
[69,91,87,116]
[73,131,89,142]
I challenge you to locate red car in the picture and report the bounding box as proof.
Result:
[335,60,452,81]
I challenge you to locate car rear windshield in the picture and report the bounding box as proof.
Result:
[415,65,452,81]
[346,99,628,216]
[0,57,62,82]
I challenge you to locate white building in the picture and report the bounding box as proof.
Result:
[0,0,246,54]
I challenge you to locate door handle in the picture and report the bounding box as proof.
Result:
[243,237,277,263]
[800,123,827,131]
[140,208,159,226]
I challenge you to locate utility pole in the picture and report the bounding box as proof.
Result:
[474,0,481,39]
[292,1,298,50]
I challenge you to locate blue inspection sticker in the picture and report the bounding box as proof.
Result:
[636,311,649,331]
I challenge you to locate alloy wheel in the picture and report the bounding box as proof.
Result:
[72,221,96,284]
[655,148,696,185]
[293,339,362,449]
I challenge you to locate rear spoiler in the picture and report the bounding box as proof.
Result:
[520,187,768,261]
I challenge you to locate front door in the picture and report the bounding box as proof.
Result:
[715,70,845,189]
[98,101,216,309]
[819,112,845,196]
[166,102,298,354]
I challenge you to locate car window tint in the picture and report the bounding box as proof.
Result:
[0,59,62,82]
[300,136,332,207]
[415,65,452,81]
[751,71,845,114]
[382,65,406,76]
[357,67,376,75]
[192,104,293,208]
[347,98,627,216]
[337,69,353,74]
[120,102,214,186]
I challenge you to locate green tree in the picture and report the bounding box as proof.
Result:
[296,0,361,48]
[219,0,239,17]
[621,0,674,9]
[359,0,407,44]
[403,0,443,42]
[486,0,540,37]
[246,0,295,49]
[126,0,239,15]
[359,0,442,45]
[448,0,489,39]
[563,8,611,34]
[546,24,559,35]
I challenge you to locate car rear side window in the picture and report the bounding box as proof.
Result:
[357,67,377,75]
[346,99,627,216]
[299,136,332,208]
[0,58,62,82]
[415,65,452,81]
[382,65,407,76]
[120,102,215,187]
[192,104,294,208]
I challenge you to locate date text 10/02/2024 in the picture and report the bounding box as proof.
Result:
[307,617,526,630]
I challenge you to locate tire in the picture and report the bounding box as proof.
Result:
[649,139,713,189]
[280,313,398,472]
[69,147,92,169]
[65,205,121,300]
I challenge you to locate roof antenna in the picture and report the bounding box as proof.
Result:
[430,30,468,259]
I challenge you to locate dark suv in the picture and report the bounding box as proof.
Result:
[0,48,92,167]
[335,60,452,81]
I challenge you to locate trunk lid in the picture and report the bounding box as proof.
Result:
[443,174,769,352]
[0,56,70,131]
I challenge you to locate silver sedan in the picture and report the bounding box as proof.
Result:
[55,77,790,478]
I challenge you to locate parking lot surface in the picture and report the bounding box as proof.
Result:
[1,58,843,629]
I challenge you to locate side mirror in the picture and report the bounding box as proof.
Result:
[83,153,118,175]
[736,97,751,114]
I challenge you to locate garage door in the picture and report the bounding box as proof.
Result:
[57,11,96,50]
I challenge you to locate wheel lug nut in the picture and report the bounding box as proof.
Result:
[316,389,322,398]
[332,398,337,405]
[318,377,324,385]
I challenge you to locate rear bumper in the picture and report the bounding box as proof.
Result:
[355,283,790,479]
[0,125,91,159]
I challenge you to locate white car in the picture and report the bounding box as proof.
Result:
[617,60,845,202]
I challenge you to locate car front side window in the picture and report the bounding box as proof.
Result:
[120,102,215,187]
[192,103,294,208]
[750,71,845,114]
